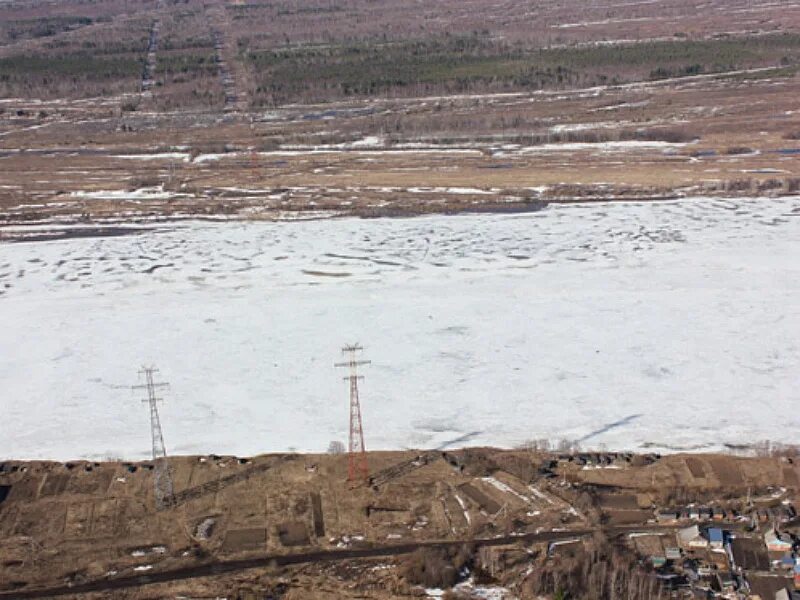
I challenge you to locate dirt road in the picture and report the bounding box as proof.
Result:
[0,528,593,598]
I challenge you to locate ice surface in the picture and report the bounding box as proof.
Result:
[1,197,799,460]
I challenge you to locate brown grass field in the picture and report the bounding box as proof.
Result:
[0,0,798,225]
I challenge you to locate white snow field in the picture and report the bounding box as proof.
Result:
[1,197,799,460]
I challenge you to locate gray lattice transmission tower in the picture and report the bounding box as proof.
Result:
[335,344,370,483]
[132,366,175,509]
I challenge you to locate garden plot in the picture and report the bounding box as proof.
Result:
[0,197,798,460]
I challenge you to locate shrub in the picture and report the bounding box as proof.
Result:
[400,545,473,589]
[725,146,753,155]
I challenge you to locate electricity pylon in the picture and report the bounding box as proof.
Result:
[335,344,370,483]
[132,366,175,510]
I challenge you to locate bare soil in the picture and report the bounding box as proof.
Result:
[1,449,797,598]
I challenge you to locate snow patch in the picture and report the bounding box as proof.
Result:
[113,152,190,162]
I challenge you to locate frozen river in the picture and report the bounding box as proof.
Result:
[1,197,799,460]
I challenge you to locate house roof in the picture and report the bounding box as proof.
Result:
[678,525,701,544]
[766,528,793,546]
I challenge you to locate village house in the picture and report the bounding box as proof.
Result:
[765,528,793,553]
[678,525,709,549]
[708,527,725,549]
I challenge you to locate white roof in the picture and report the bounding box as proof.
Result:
[677,525,701,544]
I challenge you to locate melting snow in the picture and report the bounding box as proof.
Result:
[455,494,472,524]
[517,140,686,153]
[69,186,188,200]
[113,152,190,162]
[482,477,531,503]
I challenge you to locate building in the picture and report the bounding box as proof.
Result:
[657,509,679,523]
[716,571,736,594]
[678,525,709,549]
[631,533,667,566]
[765,528,793,553]
[697,563,714,577]
[708,528,724,549]
[773,588,800,600]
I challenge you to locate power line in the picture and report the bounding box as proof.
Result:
[132,366,175,510]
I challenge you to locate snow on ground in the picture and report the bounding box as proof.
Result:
[114,152,191,162]
[550,121,620,133]
[482,477,531,504]
[69,186,190,201]
[1,197,799,460]
[516,140,686,153]
[553,16,657,28]
[427,579,515,599]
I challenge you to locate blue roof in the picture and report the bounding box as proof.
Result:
[708,528,723,542]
